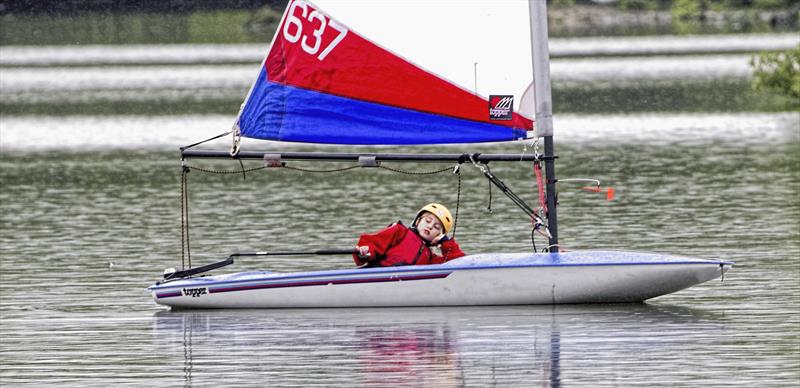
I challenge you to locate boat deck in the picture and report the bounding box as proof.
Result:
[150,250,733,292]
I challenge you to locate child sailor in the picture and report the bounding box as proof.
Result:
[354,203,465,267]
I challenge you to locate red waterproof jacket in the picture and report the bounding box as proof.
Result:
[353,222,465,267]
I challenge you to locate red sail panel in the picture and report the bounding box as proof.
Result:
[264,0,532,130]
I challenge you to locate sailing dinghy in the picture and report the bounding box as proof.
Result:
[149,0,731,309]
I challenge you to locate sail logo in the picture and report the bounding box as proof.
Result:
[182,287,208,298]
[489,95,514,121]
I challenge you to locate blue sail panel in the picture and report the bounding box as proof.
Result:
[238,68,528,145]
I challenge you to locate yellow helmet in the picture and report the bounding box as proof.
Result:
[414,203,453,235]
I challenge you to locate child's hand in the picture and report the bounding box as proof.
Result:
[356,245,371,259]
[431,234,447,245]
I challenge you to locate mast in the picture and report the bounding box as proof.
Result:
[528,0,559,249]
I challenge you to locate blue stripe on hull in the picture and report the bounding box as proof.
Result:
[156,291,182,299]
[211,272,450,294]
[237,68,527,145]
[155,272,451,299]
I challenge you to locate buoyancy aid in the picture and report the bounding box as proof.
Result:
[354,222,465,267]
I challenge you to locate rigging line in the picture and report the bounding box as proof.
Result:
[468,156,538,219]
[185,168,191,269]
[180,166,192,270]
[452,165,462,238]
[377,162,462,236]
[534,161,548,213]
[180,130,232,152]
[520,136,539,162]
[180,167,185,270]
[185,165,266,175]
[487,175,493,213]
[468,154,493,214]
[285,165,361,173]
[238,159,247,180]
[376,162,462,236]
[377,165,453,175]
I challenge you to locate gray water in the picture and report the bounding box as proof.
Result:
[1,37,799,386]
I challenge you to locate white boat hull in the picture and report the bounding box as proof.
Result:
[149,251,732,309]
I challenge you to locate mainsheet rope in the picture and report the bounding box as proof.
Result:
[377,164,462,238]
[178,160,465,264]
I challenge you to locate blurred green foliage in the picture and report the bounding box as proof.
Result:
[1,1,797,45]
[552,79,793,113]
[617,0,661,11]
[0,9,281,45]
[670,0,799,34]
[750,45,800,109]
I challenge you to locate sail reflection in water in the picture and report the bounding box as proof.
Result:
[151,305,724,386]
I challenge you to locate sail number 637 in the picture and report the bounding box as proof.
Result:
[283,0,348,61]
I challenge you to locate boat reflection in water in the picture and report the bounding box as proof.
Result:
[151,304,724,386]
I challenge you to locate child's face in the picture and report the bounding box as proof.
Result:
[416,212,444,242]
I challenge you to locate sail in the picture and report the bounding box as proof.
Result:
[236,0,533,145]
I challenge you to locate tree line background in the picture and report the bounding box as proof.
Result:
[1,0,796,107]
